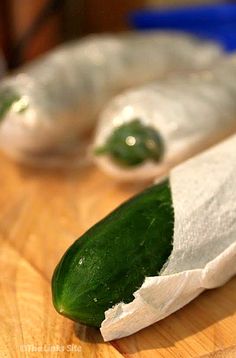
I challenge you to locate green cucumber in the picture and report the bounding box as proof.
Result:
[52,179,174,327]
[95,119,164,167]
[0,88,28,120]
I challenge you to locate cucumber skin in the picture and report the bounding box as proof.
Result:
[52,180,174,327]
[95,119,164,167]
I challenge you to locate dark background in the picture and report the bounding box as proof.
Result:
[0,0,222,69]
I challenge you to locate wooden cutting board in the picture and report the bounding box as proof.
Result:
[0,149,235,358]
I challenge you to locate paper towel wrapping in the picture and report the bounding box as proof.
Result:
[94,56,236,181]
[0,32,222,164]
[100,134,236,341]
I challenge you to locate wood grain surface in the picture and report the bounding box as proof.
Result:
[0,146,235,357]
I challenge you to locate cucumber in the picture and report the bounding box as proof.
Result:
[95,119,164,167]
[0,88,23,120]
[52,179,174,327]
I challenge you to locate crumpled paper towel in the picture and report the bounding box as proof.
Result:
[0,32,222,165]
[100,134,236,341]
[94,56,236,181]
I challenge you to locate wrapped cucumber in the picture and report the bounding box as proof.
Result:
[94,55,236,181]
[52,134,236,341]
[0,32,222,164]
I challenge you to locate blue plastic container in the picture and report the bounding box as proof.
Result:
[129,3,236,52]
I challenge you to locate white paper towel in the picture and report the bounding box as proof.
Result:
[0,32,222,164]
[100,134,236,341]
